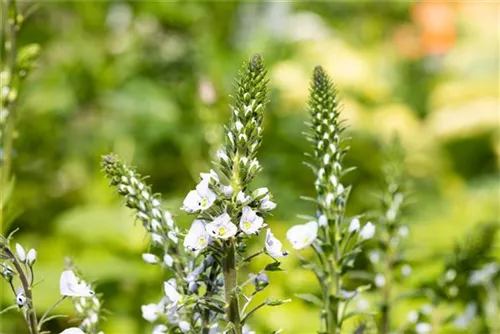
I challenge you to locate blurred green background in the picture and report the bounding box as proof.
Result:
[1,1,499,333]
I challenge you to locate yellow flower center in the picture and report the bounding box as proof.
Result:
[198,237,206,245]
[218,227,227,236]
[243,221,252,230]
[200,197,208,208]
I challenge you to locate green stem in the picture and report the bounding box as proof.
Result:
[2,245,38,334]
[37,296,67,332]
[223,240,241,334]
[332,214,342,334]
[1,0,19,234]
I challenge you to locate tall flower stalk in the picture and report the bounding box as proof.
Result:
[102,55,288,334]
[181,54,288,333]
[370,138,411,333]
[0,0,40,233]
[287,66,373,334]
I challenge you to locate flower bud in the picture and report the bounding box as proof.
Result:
[26,249,37,266]
[15,243,26,262]
[142,253,159,264]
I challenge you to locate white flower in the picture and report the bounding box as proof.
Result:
[26,249,37,266]
[217,149,229,163]
[239,206,265,235]
[318,214,327,227]
[260,195,276,211]
[286,221,318,250]
[164,254,174,267]
[184,220,209,252]
[368,250,380,264]
[152,233,164,245]
[407,310,419,323]
[356,298,369,312]
[59,328,85,334]
[415,322,432,334]
[235,121,244,131]
[236,191,251,204]
[153,325,168,334]
[15,244,26,262]
[142,253,159,264]
[265,229,288,257]
[348,218,360,233]
[206,213,237,239]
[168,231,179,244]
[141,303,161,322]
[179,321,190,333]
[468,263,499,286]
[445,269,457,282]
[182,180,217,213]
[200,169,219,183]
[401,264,412,277]
[375,274,386,287]
[16,291,26,307]
[164,280,181,303]
[220,185,234,196]
[454,302,477,329]
[398,225,409,238]
[59,270,94,297]
[252,187,269,199]
[360,222,375,240]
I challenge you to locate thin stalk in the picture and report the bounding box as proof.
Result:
[381,244,394,334]
[37,296,67,332]
[2,245,38,334]
[1,0,19,233]
[223,240,241,334]
[331,215,342,334]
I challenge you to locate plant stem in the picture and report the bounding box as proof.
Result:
[2,245,39,334]
[223,240,241,334]
[37,296,67,332]
[332,215,342,334]
[1,0,19,234]
[381,247,393,334]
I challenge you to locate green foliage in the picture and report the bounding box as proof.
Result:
[1,2,498,333]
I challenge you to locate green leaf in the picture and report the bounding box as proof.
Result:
[265,261,283,272]
[295,293,323,306]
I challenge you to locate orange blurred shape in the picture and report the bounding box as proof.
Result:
[412,1,457,56]
[393,24,422,59]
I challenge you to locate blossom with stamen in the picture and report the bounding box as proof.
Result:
[182,180,217,213]
[206,213,237,239]
[286,221,318,250]
[184,220,209,252]
[265,229,288,257]
[60,270,94,297]
[239,206,265,235]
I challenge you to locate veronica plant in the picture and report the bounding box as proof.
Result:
[0,0,40,233]
[180,54,289,333]
[102,55,289,334]
[287,66,373,334]
[0,232,99,334]
[102,154,198,333]
[368,138,412,333]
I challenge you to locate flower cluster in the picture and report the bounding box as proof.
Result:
[62,262,104,334]
[178,54,288,333]
[102,155,204,332]
[1,231,100,334]
[363,138,412,333]
[102,55,288,334]
[287,66,374,334]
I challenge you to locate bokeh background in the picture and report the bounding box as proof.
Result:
[1,1,499,333]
